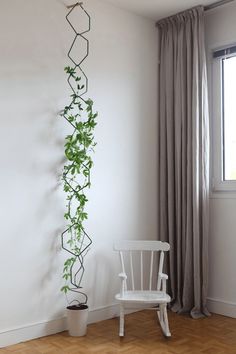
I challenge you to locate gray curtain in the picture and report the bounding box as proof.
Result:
[157,6,210,318]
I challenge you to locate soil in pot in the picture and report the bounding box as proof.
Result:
[67,304,88,311]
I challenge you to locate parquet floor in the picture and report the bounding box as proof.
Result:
[1,310,236,354]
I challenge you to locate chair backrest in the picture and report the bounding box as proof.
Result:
[114,240,170,291]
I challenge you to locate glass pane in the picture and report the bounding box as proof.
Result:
[223,56,236,180]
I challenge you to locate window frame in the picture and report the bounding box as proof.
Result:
[211,47,236,192]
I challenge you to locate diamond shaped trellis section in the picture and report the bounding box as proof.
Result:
[66,5,91,35]
[62,228,91,257]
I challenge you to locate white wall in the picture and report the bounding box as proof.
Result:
[205,2,236,318]
[0,0,158,346]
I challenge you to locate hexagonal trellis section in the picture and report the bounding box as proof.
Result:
[68,35,89,67]
[67,66,88,97]
[66,3,91,35]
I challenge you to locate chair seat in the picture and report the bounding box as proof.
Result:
[115,290,171,304]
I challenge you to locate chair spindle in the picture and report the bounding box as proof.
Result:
[119,251,127,290]
[129,251,135,290]
[157,251,164,291]
[149,251,154,290]
[140,251,143,290]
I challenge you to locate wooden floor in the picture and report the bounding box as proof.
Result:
[1,310,236,354]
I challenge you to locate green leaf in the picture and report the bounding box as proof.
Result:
[61,285,70,294]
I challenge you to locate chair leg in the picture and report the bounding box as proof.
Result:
[157,304,164,329]
[157,304,171,337]
[119,304,125,337]
[163,304,171,337]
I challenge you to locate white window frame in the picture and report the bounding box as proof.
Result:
[211,48,236,192]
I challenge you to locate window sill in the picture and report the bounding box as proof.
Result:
[210,190,236,199]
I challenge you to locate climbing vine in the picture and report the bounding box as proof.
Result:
[61,65,97,305]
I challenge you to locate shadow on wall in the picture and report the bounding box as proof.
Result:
[88,250,118,309]
[23,100,67,322]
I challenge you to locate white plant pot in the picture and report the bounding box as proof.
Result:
[66,305,89,336]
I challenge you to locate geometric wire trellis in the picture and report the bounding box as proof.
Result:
[61,2,92,306]
[66,2,91,99]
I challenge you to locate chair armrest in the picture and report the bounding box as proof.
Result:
[118,273,127,298]
[159,273,168,280]
[119,272,127,279]
[158,273,168,292]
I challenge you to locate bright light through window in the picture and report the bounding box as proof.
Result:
[223,56,236,181]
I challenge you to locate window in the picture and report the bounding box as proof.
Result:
[211,45,236,191]
[222,56,236,180]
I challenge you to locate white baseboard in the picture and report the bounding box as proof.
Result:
[0,317,67,349]
[88,303,120,324]
[0,303,120,348]
[207,297,236,318]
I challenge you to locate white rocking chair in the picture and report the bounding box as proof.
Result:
[114,240,171,337]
